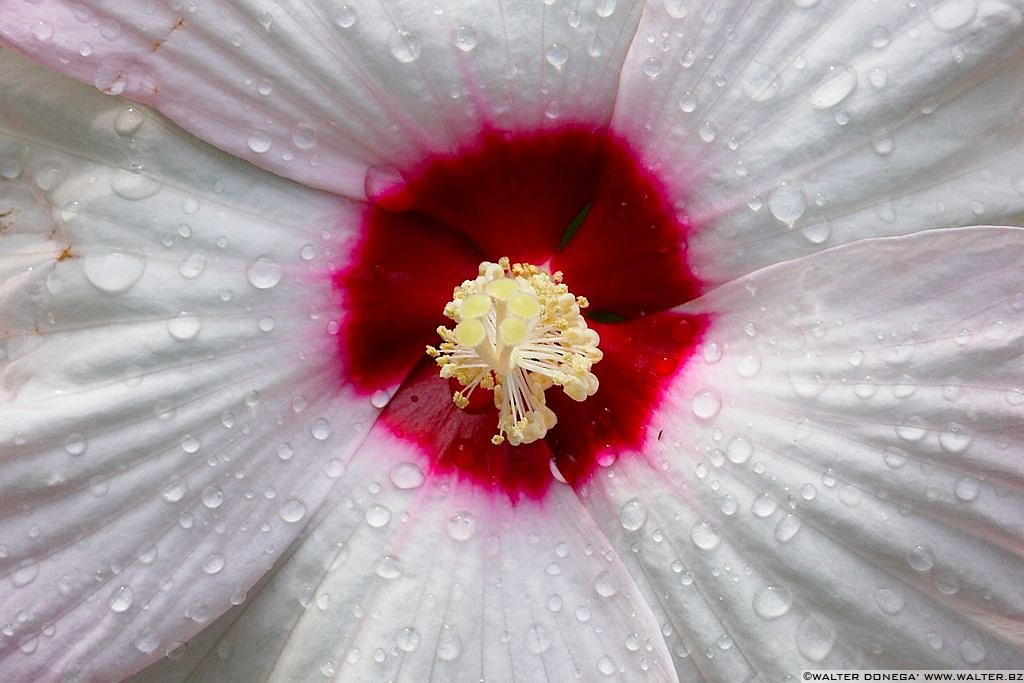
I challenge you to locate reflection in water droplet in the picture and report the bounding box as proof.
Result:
[63,433,88,456]
[110,585,134,613]
[796,613,836,662]
[114,106,146,136]
[774,514,801,542]
[690,521,721,550]
[691,389,721,419]
[167,312,202,340]
[279,498,307,523]
[546,43,569,67]
[454,25,478,52]
[202,553,226,575]
[389,30,421,63]
[365,503,391,528]
[389,462,425,489]
[906,544,935,572]
[111,169,162,200]
[619,498,648,531]
[768,183,806,226]
[82,246,146,294]
[753,584,793,619]
[809,64,857,110]
[247,256,282,289]
[247,131,272,153]
[397,627,421,652]
[446,511,477,541]
[875,587,905,615]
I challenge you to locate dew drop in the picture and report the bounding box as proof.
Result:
[179,433,200,454]
[751,493,778,518]
[279,498,307,523]
[619,498,648,531]
[375,555,403,579]
[453,25,478,52]
[545,43,569,68]
[365,503,391,528]
[774,513,801,542]
[397,627,421,652]
[938,422,972,454]
[63,433,87,456]
[663,0,689,18]
[446,511,477,541]
[291,124,317,150]
[32,20,54,40]
[201,485,224,509]
[389,30,421,63]
[678,91,698,113]
[875,587,905,615]
[753,584,793,619]
[167,312,202,340]
[809,64,857,109]
[111,169,162,200]
[114,106,145,136]
[179,254,206,279]
[690,521,721,550]
[202,553,226,575]
[334,5,357,28]
[796,614,836,662]
[110,585,134,613]
[82,246,146,294]
[134,629,160,654]
[928,0,978,31]
[954,476,980,502]
[311,418,331,440]
[691,389,721,419]
[870,25,891,48]
[389,462,425,490]
[161,478,187,502]
[960,639,985,664]
[906,544,935,572]
[768,182,806,226]
[11,562,39,587]
[725,436,753,464]
[642,57,661,78]
[436,624,462,661]
[247,255,282,289]
[597,655,617,676]
[246,131,272,153]
[594,570,618,597]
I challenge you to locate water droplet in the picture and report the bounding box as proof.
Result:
[870,25,891,48]
[114,106,145,136]
[34,160,66,191]
[247,131,272,153]
[134,628,160,654]
[741,61,781,101]
[594,570,618,597]
[809,64,857,109]
[938,422,972,454]
[454,25,477,52]
[960,639,985,664]
[525,623,552,654]
[697,121,717,143]
[202,553,226,574]
[875,586,905,615]
[796,614,836,662]
[179,433,200,454]
[370,389,392,408]
[397,626,421,652]
[12,562,39,587]
[691,389,721,419]
[678,91,698,113]
[619,498,648,531]
[768,182,806,226]
[375,555,403,579]
[365,503,391,528]
[928,0,978,31]
[895,416,927,442]
[63,433,87,456]
[642,57,661,77]
[178,254,206,279]
[291,124,317,150]
[753,584,793,619]
[751,493,778,518]
[774,513,801,542]
[954,476,980,501]
[167,312,202,340]
[663,0,689,18]
[334,5,357,28]
[906,544,935,572]
[871,128,894,155]
[110,585,134,613]
[111,169,161,200]
[311,417,331,440]
[389,30,421,63]
[690,521,720,550]
[161,478,187,502]
[279,498,307,523]
[202,485,224,509]
[446,511,477,541]
[82,245,146,294]
[597,655,617,676]
[32,20,54,40]
[726,436,753,464]
[389,462,425,490]
[546,43,569,68]
[594,0,617,16]
[247,255,282,289]
[436,624,462,661]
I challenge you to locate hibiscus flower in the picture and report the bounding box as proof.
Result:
[2,1,1023,681]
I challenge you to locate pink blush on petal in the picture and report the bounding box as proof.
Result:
[333,126,706,501]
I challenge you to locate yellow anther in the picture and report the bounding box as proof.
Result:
[428,257,603,446]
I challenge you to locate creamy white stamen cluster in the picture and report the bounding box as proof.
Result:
[427,258,603,446]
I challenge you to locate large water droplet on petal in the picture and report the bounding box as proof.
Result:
[83,246,146,294]
[809,64,857,109]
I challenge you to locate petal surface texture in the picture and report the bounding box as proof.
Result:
[613,0,1024,286]
[134,429,678,682]
[0,0,644,199]
[0,48,377,680]
[579,226,1024,678]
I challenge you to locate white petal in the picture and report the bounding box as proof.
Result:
[613,1,1024,284]
[1,1,643,199]
[0,49,378,680]
[133,427,678,682]
[579,227,1024,677]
